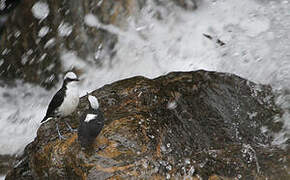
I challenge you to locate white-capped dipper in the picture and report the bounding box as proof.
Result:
[41,72,80,139]
[78,95,104,148]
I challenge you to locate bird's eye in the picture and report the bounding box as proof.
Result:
[66,77,79,82]
[66,78,73,81]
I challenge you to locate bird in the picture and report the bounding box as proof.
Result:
[78,94,104,149]
[41,71,80,139]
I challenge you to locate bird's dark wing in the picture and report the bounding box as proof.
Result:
[41,88,65,122]
[88,111,104,136]
[78,109,104,147]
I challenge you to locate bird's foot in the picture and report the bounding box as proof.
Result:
[67,126,77,132]
[56,123,66,140]
[58,134,66,140]
[64,121,77,132]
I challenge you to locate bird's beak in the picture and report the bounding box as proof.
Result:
[75,78,80,81]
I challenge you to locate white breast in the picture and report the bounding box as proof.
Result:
[58,82,79,116]
[84,114,98,122]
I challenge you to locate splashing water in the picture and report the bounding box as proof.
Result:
[1,0,290,155]
[0,81,51,154]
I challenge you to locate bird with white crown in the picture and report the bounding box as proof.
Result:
[41,71,80,139]
[78,94,104,149]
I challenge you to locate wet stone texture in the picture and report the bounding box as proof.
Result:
[0,155,15,176]
[5,70,290,179]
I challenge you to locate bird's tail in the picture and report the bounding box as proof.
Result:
[41,115,52,123]
[41,116,47,123]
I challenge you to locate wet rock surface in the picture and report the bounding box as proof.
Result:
[0,155,15,177]
[5,70,289,179]
[0,0,198,88]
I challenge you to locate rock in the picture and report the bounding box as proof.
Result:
[173,0,198,10]
[5,70,289,179]
[0,0,198,89]
[0,155,15,176]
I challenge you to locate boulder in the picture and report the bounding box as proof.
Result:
[6,70,289,179]
[0,155,15,176]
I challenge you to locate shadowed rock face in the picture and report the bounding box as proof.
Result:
[5,71,289,179]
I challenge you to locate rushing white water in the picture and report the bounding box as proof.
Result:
[0,0,290,155]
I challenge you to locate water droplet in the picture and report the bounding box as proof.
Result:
[148,134,155,139]
[188,166,195,176]
[44,38,56,48]
[58,22,72,37]
[84,14,100,27]
[38,26,49,37]
[185,158,191,164]
[0,0,5,10]
[167,101,177,109]
[14,31,21,38]
[161,145,166,152]
[31,2,49,20]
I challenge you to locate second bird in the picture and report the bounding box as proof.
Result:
[78,95,104,149]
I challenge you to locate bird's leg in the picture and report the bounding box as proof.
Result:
[64,121,77,132]
[96,144,107,152]
[56,123,66,140]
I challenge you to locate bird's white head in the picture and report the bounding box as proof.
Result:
[64,72,79,93]
[64,72,79,89]
[64,72,79,81]
[88,95,99,110]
